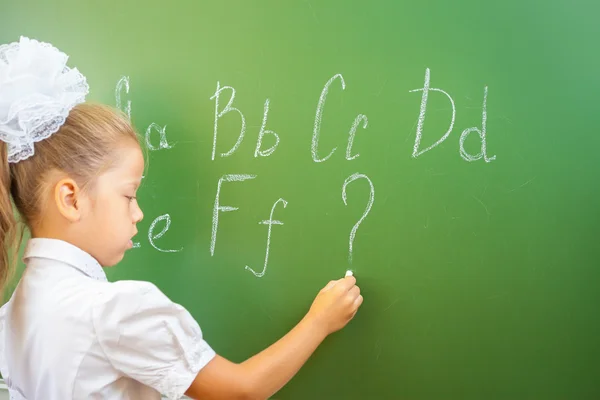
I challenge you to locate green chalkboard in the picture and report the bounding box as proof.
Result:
[3,0,600,398]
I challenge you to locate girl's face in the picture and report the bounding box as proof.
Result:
[81,143,145,266]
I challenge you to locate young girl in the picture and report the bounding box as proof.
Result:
[0,36,363,400]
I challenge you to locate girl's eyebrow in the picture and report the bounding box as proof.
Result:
[124,179,142,188]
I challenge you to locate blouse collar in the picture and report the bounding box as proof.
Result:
[23,238,107,282]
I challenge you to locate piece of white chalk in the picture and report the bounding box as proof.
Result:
[345,270,353,277]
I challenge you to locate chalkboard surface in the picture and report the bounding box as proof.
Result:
[3,0,600,398]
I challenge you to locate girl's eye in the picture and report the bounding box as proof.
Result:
[126,196,137,202]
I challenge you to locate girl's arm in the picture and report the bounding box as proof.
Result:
[185,275,362,400]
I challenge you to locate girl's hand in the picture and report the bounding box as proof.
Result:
[306,276,363,336]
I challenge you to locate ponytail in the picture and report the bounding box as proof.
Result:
[0,142,17,296]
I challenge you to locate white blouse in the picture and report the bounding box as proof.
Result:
[0,238,216,400]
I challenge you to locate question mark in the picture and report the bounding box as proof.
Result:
[342,173,375,264]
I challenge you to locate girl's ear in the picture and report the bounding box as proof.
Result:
[54,178,85,222]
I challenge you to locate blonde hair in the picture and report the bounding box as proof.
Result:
[0,103,140,294]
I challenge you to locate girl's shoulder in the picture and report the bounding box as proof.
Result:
[93,279,182,320]
[90,279,216,398]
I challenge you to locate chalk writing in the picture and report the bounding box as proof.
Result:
[255,99,280,157]
[245,198,288,277]
[121,69,497,269]
[409,68,456,158]
[148,213,182,253]
[346,114,368,160]
[211,174,257,256]
[342,173,375,264]
[312,74,345,162]
[210,82,246,160]
[460,86,496,162]
[115,76,131,119]
[145,122,175,151]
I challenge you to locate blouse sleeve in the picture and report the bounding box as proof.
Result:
[91,281,216,400]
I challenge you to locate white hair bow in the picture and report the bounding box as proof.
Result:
[0,36,89,163]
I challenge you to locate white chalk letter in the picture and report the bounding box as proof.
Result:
[145,122,174,150]
[210,82,246,160]
[312,74,346,162]
[254,99,280,157]
[409,68,456,158]
[459,86,496,162]
[211,174,257,256]
[148,214,182,253]
[245,198,288,277]
[115,76,131,119]
[346,114,368,160]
